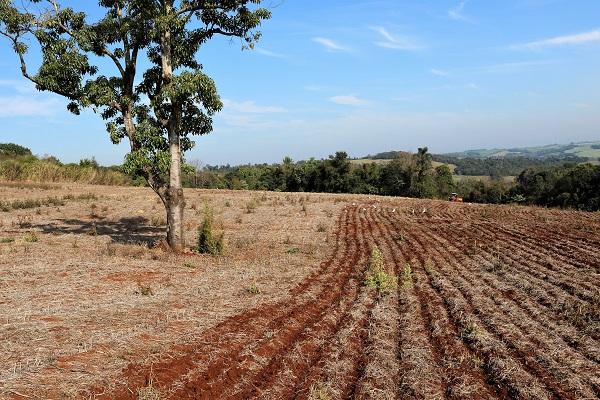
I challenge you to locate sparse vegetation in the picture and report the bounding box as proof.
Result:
[365,246,398,295]
[0,185,597,398]
[23,232,38,243]
[196,205,224,256]
[247,285,261,295]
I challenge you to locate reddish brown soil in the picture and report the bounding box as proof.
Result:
[96,200,600,399]
[2,185,598,399]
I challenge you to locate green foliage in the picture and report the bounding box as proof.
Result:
[196,204,224,255]
[402,264,414,288]
[1,0,271,216]
[0,143,31,157]
[247,285,261,295]
[365,246,398,295]
[517,163,600,211]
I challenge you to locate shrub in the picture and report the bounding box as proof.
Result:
[23,232,38,243]
[247,285,261,294]
[197,204,224,255]
[365,246,398,295]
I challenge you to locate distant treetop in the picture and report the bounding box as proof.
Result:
[0,143,32,157]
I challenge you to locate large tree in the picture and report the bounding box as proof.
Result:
[0,0,270,251]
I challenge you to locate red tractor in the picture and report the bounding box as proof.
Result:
[449,193,464,202]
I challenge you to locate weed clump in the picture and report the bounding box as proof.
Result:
[135,283,154,296]
[197,204,224,255]
[365,246,398,295]
[247,284,261,294]
[23,232,38,243]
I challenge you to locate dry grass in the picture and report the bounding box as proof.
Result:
[1,184,599,399]
[0,185,344,398]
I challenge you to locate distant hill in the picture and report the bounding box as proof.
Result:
[359,141,600,177]
[364,141,600,161]
[442,141,600,160]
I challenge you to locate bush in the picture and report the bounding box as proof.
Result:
[365,246,398,295]
[197,204,224,255]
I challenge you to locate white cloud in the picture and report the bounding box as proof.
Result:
[371,26,422,50]
[312,37,350,52]
[430,68,450,77]
[222,99,286,114]
[511,29,600,50]
[0,96,60,118]
[477,60,556,72]
[448,1,471,22]
[253,47,287,59]
[466,83,479,90]
[330,95,369,106]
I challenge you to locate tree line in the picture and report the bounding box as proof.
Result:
[184,148,600,211]
[2,143,598,211]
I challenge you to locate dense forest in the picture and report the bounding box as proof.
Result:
[2,143,599,211]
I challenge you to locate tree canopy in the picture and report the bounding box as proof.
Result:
[1,0,271,250]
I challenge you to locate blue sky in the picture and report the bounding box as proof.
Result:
[1,0,600,165]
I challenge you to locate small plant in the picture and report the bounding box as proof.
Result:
[245,200,257,214]
[235,215,243,224]
[424,259,436,275]
[183,262,196,269]
[308,382,332,400]
[461,320,480,343]
[402,264,414,288]
[247,284,261,294]
[137,377,161,400]
[316,222,327,232]
[136,283,154,296]
[88,223,98,236]
[0,237,15,244]
[225,200,231,207]
[286,247,300,254]
[365,246,398,295]
[197,204,224,255]
[393,233,405,242]
[23,232,38,243]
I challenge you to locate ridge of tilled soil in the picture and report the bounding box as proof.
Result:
[94,202,600,399]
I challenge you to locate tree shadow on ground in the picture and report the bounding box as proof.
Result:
[32,216,164,245]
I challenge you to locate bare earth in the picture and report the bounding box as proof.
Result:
[0,182,599,399]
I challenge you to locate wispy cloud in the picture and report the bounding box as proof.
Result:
[0,96,60,118]
[222,99,286,114]
[511,29,600,50]
[430,68,450,77]
[0,80,37,94]
[330,95,369,106]
[371,26,422,50]
[253,47,287,59]
[477,60,557,72]
[448,1,471,22]
[312,37,351,52]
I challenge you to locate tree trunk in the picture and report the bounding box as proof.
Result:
[165,130,185,252]
[160,0,185,252]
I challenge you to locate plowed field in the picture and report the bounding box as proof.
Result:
[1,184,599,399]
[107,201,600,399]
